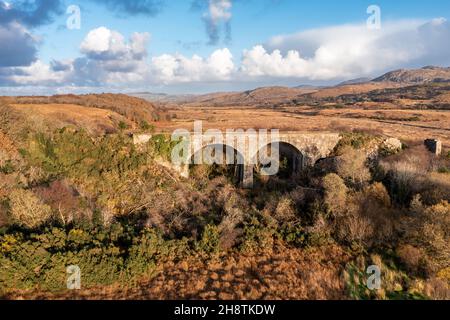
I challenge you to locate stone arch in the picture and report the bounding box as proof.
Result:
[188,143,246,185]
[254,141,306,179]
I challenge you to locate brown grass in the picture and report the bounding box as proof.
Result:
[10,103,129,136]
[5,93,164,123]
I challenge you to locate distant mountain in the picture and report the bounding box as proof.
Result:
[132,66,450,107]
[179,86,318,107]
[337,77,372,86]
[373,66,450,83]
[294,84,326,90]
[130,92,194,103]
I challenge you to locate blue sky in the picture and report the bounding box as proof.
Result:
[1,0,450,94]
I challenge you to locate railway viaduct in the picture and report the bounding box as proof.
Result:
[135,131,341,188]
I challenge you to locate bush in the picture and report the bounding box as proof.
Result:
[195,225,220,256]
[139,120,154,132]
[413,202,450,270]
[336,146,371,188]
[396,244,425,274]
[149,134,179,161]
[8,189,53,229]
[337,132,375,150]
[380,148,435,206]
[424,278,450,300]
[322,173,348,217]
[333,183,394,247]
[275,196,297,224]
[240,215,276,253]
[218,193,246,249]
[22,130,153,217]
[118,121,128,130]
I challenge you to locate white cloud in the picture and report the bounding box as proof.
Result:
[2,18,450,93]
[242,19,450,81]
[241,45,308,77]
[150,48,234,83]
[80,26,150,61]
[2,27,152,87]
[7,60,67,85]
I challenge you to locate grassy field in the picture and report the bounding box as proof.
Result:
[157,105,450,148]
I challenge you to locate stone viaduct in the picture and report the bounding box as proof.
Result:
[135,131,341,188]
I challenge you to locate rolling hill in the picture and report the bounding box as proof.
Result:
[373,66,450,83]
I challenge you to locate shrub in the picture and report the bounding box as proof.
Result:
[337,132,374,150]
[380,148,435,206]
[404,201,450,272]
[417,202,450,270]
[336,146,371,188]
[149,134,179,161]
[335,208,374,246]
[8,189,53,229]
[396,244,424,274]
[344,254,429,300]
[240,215,276,253]
[275,196,297,224]
[424,278,450,300]
[322,173,348,217]
[34,180,85,226]
[333,183,394,247]
[195,225,220,256]
[118,121,128,130]
[218,193,246,249]
[139,120,154,132]
[0,226,191,292]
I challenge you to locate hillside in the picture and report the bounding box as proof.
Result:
[158,66,450,108]
[2,94,167,124]
[178,86,317,107]
[0,94,170,138]
[373,66,450,84]
[308,82,405,99]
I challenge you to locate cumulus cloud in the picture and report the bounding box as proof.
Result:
[3,27,152,87]
[7,60,67,85]
[248,18,450,80]
[3,18,450,93]
[2,27,232,88]
[80,27,150,60]
[151,48,234,83]
[74,27,151,85]
[76,28,234,85]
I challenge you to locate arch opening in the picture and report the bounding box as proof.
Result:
[189,144,245,185]
[255,142,305,179]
